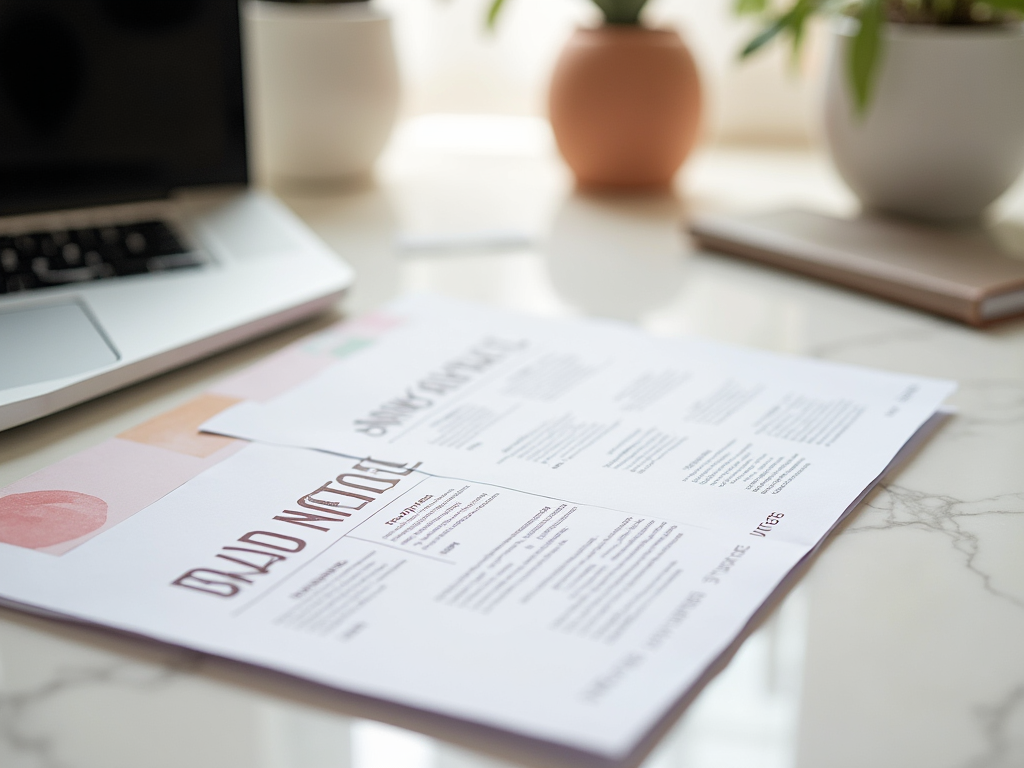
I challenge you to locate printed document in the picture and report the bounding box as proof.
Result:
[0,296,955,761]
[206,296,955,547]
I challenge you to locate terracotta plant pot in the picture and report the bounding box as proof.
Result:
[548,27,702,190]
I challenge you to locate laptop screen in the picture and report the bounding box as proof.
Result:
[0,0,247,216]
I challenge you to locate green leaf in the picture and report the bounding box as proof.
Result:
[489,0,652,28]
[740,9,798,58]
[734,0,769,15]
[847,0,884,115]
[486,0,506,29]
[738,0,821,60]
[786,0,816,61]
[979,0,1024,11]
[591,0,650,25]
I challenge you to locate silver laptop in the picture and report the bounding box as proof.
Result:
[0,0,354,432]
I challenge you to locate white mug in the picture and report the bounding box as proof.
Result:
[245,0,400,182]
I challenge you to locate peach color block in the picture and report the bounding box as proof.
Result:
[119,393,241,458]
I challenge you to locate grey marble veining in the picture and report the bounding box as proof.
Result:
[0,654,195,768]
[849,484,1024,610]
[950,380,1024,437]
[966,683,1024,768]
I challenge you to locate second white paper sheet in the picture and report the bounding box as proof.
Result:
[204,295,955,548]
[0,441,800,758]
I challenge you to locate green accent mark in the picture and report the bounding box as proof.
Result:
[331,338,374,358]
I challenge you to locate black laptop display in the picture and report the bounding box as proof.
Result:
[0,0,247,217]
[0,0,354,432]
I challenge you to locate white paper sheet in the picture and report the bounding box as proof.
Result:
[205,296,956,548]
[0,297,956,762]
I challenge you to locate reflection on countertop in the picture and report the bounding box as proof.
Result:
[0,587,808,768]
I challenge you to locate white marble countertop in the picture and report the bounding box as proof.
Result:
[1,116,1022,768]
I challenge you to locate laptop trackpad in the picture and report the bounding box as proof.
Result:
[0,302,119,390]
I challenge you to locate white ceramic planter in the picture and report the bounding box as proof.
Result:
[824,22,1024,221]
[244,0,400,182]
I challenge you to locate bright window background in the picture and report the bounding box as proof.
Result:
[377,0,829,145]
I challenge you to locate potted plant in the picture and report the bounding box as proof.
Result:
[245,0,400,183]
[489,0,703,190]
[737,0,1024,221]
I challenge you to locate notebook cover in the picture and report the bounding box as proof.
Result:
[687,209,1024,326]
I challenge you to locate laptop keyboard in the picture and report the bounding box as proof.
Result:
[0,220,201,295]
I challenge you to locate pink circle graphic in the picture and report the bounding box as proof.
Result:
[0,490,108,549]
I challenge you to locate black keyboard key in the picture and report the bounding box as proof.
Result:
[72,228,99,249]
[124,231,147,255]
[123,221,188,258]
[109,252,150,276]
[14,235,36,256]
[0,245,19,275]
[62,242,82,266]
[39,236,59,259]
[32,255,97,285]
[6,273,39,292]
[0,219,197,292]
